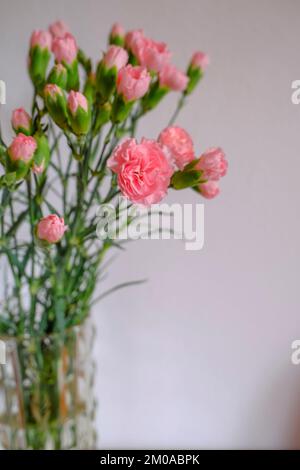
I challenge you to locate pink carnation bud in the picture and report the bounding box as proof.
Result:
[8,133,37,163]
[110,22,125,39]
[191,51,210,70]
[49,20,70,39]
[158,126,194,170]
[159,64,188,91]
[107,138,173,206]
[199,180,220,199]
[30,30,52,51]
[196,147,228,181]
[52,33,78,64]
[117,65,151,102]
[132,36,171,73]
[11,108,32,134]
[44,83,63,99]
[37,214,68,244]
[103,46,128,71]
[67,90,88,115]
[125,29,144,50]
[32,162,45,175]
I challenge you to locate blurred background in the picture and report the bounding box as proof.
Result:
[1,0,300,449]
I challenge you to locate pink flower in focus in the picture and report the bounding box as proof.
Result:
[37,214,68,244]
[132,36,171,72]
[199,180,220,199]
[32,162,45,175]
[11,108,31,133]
[103,46,128,71]
[52,33,78,64]
[49,20,70,39]
[196,147,228,181]
[158,126,194,170]
[107,138,173,205]
[191,51,210,70]
[8,133,37,163]
[125,29,144,50]
[67,90,88,115]
[117,65,151,102]
[30,30,52,50]
[159,64,188,91]
[110,22,125,39]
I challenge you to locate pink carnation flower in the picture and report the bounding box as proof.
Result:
[199,180,220,199]
[49,20,70,39]
[191,51,210,70]
[8,133,37,163]
[30,30,52,50]
[158,126,195,170]
[67,90,88,115]
[52,33,78,64]
[132,36,171,72]
[196,147,228,181]
[11,108,31,133]
[159,64,188,91]
[107,138,173,205]
[37,214,68,244]
[117,65,151,102]
[103,45,128,71]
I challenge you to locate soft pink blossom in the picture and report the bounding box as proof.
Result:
[67,90,88,115]
[44,83,63,99]
[196,147,228,181]
[199,180,220,199]
[158,126,194,170]
[30,30,52,50]
[191,51,210,70]
[11,108,31,133]
[159,64,188,91]
[103,46,128,71]
[132,36,171,72]
[110,22,125,39]
[107,138,173,205]
[117,65,151,102]
[52,33,78,64]
[49,20,70,39]
[32,162,45,175]
[37,214,68,244]
[125,29,144,50]
[8,133,37,163]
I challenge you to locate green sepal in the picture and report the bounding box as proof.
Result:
[142,82,169,112]
[0,172,17,190]
[84,74,96,104]
[93,102,112,134]
[33,132,50,171]
[6,153,30,180]
[185,66,203,95]
[29,46,51,91]
[68,106,91,136]
[171,168,204,190]
[47,64,68,90]
[96,62,118,101]
[78,49,92,75]
[109,35,124,47]
[64,60,80,91]
[111,95,134,123]
[44,88,69,130]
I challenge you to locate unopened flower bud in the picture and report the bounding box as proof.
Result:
[44,84,68,129]
[32,132,50,175]
[7,133,37,179]
[52,33,79,90]
[29,30,52,90]
[47,63,68,89]
[96,46,128,100]
[67,91,91,135]
[109,23,125,47]
[11,108,32,136]
[185,51,209,95]
[36,214,68,244]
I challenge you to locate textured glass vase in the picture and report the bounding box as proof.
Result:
[0,320,96,449]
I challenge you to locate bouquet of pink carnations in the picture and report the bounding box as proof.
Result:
[0,21,227,449]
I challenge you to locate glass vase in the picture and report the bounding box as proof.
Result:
[0,320,96,449]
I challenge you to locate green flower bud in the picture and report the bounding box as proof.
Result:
[48,63,68,89]
[67,91,91,135]
[44,84,69,130]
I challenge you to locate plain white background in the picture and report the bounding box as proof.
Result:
[1,0,300,449]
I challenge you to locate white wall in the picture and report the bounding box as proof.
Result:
[1,0,300,449]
